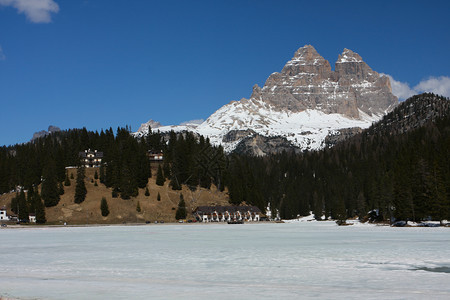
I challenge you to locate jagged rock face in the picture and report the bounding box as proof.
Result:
[222,129,256,143]
[252,45,397,118]
[233,134,301,156]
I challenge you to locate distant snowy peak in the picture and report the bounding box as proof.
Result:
[134,119,198,139]
[135,45,398,154]
[137,119,162,134]
[136,119,204,137]
[283,44,331,69]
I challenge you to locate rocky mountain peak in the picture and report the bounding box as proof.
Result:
[292,44,324,62]
[281,44,331,76]
[335,48,377,82]
[336,48,363,64]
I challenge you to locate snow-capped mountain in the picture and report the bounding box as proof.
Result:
[135,45,398,153]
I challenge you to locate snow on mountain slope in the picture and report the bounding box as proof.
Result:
[135,98,381,152]
[134,45,397,153]
[195,98,381,152]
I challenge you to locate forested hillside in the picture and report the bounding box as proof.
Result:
[0,126,227,223]
[227,94,450,223]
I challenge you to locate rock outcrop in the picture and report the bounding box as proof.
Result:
[233,134,301,156]
[31,125,61,141]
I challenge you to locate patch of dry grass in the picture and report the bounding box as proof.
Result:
[0,166,230,225]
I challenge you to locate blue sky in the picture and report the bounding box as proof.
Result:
[0,0,449,146]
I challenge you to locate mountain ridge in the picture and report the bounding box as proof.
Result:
[135,45,398,154]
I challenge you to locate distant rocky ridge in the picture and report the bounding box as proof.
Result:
[32,125,61,141]
[135,45,398,155]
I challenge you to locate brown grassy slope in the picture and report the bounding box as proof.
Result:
[0,166,230,224]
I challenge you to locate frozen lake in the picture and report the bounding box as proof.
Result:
[1,222,450,299]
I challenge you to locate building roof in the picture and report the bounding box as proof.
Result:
[148,150,163,155]
[79,149,103,158]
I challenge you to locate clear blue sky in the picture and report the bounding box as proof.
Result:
[0,0,449,146]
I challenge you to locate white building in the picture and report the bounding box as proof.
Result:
[194,206,261,222]
[0,206,9,221]
[29,213,36,223]
[79,149,103,168]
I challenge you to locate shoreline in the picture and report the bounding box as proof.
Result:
[0,220,282,229]
[1,219,449,229]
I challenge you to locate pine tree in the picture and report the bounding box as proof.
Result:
[170,175,181,190]
[332,194,347,223]
[156,165,165,186]
[136,151,150,188]
[64,171,71,186]
[35,195,46,224]
[380,172,394,222]
[41,160,60,207]
[94,170,98,180]
[136,201,141,213]
[312,191,323,221]
[74,167,87,204]
[99,164,105,184]
[157,192,161,201]
[163,160,171,179]
[58,181,65,195]
[145,187,150,196]
[119,164,137,200]
[393,167,414,221]
[17,190,29,222]
[100,197,109,217]
[429,161,448,225]
[27,186,36,214]
[175,193,187,220]
[411,159,433,221]
[356,191,366,218]
[10,193,18,214]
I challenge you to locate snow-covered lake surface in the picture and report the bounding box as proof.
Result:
[1,222,450,299]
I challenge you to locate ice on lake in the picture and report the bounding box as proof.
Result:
[1,222,450,299]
